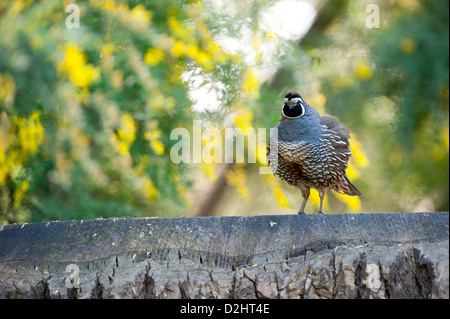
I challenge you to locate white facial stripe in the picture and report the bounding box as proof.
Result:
[290,97,302,104]
[284,97,303,104]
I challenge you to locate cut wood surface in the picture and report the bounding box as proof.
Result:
[0,212,448,299]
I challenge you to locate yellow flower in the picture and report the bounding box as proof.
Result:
[186,45,200,59]
[350,137,370,168]
[201,162,217,182]
[58,43,100,88]
[184,44,215,71]
[148,90,165,110]
[58,44,84,73]
[71,65,99,88]
[273,185,290,208]
[135,159,160,200]
[0,144,7,184]
[101,43,116,58]
[398,0,421,12]
[101,1,119,11]
[13,180,29,208]
[74,87,89,104]
[263,175,290,208]
[315,93,327,107]
[332,75,353,88]
[345,163,360,181]
[192,49,213,71]
[335,193,361,211]
[206,40,227,64]
[355,61,372,80]
[117,113,136,145]
[235,109,254,131]
[14,111,44,155]
[13,181,30,208]
[432,127,450,161]
[144,48,165,66]
[141,177,159,200]
[167,13,228,71]
[144,130,165,155]
[128,4,152,30]
[256,141,268,164]
[171,41,185,58]
[5,0,27,17]
[168,16,187,39]
[102,2,152,30]
[112,113,136,156]
[226,164,250,200]
[242,68,260,99]
[306,93,327,115]
[0,112,44,185]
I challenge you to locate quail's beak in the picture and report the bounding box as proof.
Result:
[284,98,294,109]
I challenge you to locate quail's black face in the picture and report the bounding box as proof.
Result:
[282,91,305,119]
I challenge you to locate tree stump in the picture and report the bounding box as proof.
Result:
[0,212,448,299]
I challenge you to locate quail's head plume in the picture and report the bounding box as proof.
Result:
[267,91,361,214]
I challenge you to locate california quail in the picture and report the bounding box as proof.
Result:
[267,91,361,214]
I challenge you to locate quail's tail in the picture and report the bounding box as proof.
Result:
[336,175,362,196]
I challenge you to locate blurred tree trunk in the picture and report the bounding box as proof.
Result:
[197,163,234,216]
[267,0,347,90]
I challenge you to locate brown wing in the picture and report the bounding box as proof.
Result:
[320,115,361,196]
[319,115,350,147]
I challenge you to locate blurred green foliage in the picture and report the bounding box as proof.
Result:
[0,0,247,223]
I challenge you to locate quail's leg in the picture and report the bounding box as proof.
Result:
[298,198,308,214]
[318,190,325,214]
[298,188,310,214]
